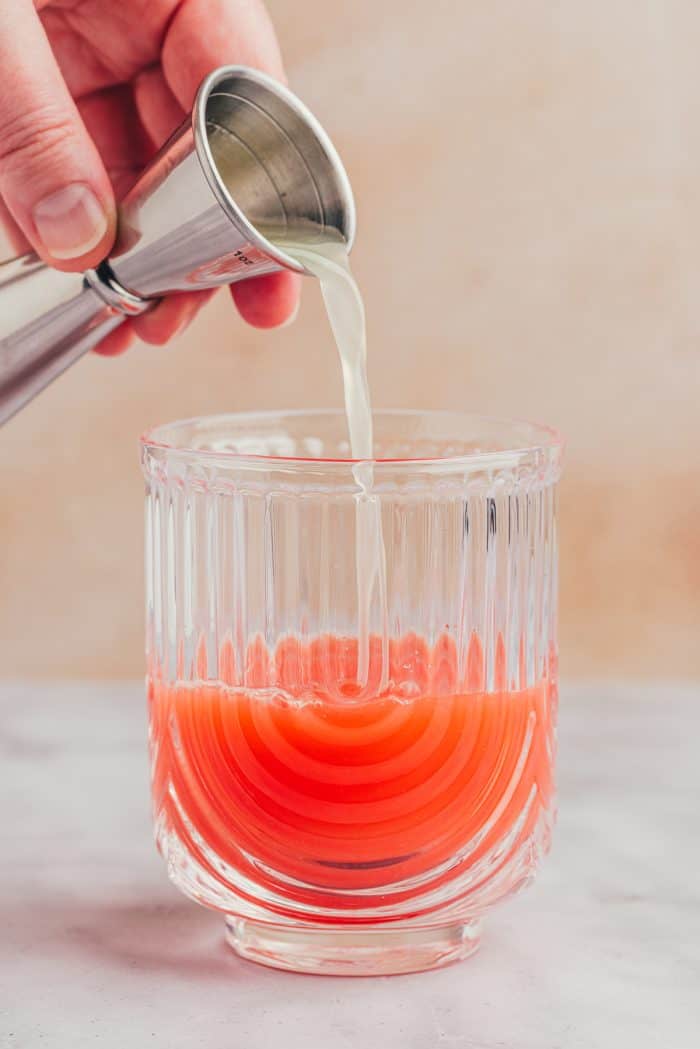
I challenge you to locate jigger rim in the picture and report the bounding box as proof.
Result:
[193,65,357,275]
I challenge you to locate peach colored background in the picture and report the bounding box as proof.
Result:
[1,2,698,679]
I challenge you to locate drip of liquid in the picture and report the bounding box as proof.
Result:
[265,227,387,688]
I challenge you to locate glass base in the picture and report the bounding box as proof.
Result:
[224,916,482,976]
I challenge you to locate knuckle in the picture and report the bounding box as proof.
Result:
[0,103,79,176]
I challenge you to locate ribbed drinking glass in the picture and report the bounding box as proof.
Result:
[141,410,563,975]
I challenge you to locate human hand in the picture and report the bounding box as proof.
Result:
[0,0,301,355]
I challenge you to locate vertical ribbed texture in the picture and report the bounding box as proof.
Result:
[145,470,558,698]
[142,414,562,933]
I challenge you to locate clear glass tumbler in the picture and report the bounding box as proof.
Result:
[141,410,563,975]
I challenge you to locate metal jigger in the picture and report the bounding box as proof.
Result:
[0,66,355,426]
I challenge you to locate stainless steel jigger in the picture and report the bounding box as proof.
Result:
[0,65,355,426]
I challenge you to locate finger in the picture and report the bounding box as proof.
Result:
[78,86,153,199]
[133,66,186,150]
[131,290,215,345]
[38,1,178,99]
[162,0,285,112]
[2,87,148,256]
[231,271,301,329]
[93,322,137,358]
[93,292,210,356]
[0,1,115,270]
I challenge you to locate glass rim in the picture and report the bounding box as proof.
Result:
[141,409,564,475]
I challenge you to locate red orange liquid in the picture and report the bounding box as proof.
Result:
[149,634,555,909]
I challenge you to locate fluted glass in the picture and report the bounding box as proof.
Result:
[141,410,563,975]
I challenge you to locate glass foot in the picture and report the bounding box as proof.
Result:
[224,916,482,975]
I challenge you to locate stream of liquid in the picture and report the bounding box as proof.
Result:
[275,232,373,461]
[266,228,388,688]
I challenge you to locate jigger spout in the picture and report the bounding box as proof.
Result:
[0,65,355,426]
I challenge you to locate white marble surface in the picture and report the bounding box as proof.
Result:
[2,681,698,1048]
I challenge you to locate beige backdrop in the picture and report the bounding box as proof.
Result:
[1,2,698,679]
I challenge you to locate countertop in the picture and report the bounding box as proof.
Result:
[2,681,698,1048]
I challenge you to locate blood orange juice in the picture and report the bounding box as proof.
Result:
[150,633,555,906]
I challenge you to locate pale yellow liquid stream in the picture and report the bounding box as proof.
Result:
[268,230,388,688]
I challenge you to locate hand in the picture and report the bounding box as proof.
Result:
[0,0,301,355]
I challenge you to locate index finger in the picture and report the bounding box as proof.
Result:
[162,0,285,110]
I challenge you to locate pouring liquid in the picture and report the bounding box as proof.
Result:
[267,229,388,689]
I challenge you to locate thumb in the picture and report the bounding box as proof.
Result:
[0,1,115,270]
